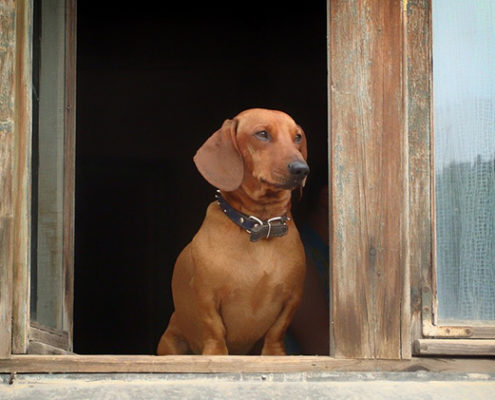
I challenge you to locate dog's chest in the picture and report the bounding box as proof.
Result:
[218,233,302,287]
[219,252,290,304]
[216,236,302,319]
[218,263,289,348]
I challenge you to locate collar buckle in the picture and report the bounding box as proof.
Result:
[248,215,289,242]
[215,191,289,242]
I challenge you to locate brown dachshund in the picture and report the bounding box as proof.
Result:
[157,108,309,355]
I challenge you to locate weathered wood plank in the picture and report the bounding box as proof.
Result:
[405,0,432,349]
[12,0,32,355]
[28,341,72,355]
[0,355,494,374]
[63,0,77,352]
[414,339,495,356]
[0,215,13,358]
[470,326,495,339]
[0,0,16,359]
[30,321,69,350]
[330,0,405,359]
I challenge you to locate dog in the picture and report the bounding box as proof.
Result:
[157,108,309,355]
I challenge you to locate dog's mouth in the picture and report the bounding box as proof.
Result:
[260,177,304,191]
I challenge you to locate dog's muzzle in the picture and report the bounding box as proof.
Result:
[287,160,310,187]
[288,160,309,179]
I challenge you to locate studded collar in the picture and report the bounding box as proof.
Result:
[215,191,290,242]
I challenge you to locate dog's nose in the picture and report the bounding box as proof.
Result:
[288,160,310,178]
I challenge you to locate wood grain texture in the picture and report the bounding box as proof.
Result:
[329,0,405,359]
[28,341,72,355]
[62,0,77,352]
[29,321,69,351]
[0,0,16,358]
[404,0,432,349]
[0,355,494,374]
[12,0,32,355]
[414,339,495,356]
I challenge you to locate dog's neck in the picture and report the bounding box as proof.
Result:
[221,185,292,220]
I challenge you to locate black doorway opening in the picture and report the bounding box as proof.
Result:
[75,2,328,355]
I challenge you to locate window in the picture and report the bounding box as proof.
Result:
[2,0,77,355]
[434,0,495,325]
[73,1,328,356]
[28,0,76,354]
[1,0,494,374]
[416,0,495,354]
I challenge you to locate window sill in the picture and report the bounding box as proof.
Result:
[0,355,494,374]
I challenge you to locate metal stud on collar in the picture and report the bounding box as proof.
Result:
[215,190,289,242]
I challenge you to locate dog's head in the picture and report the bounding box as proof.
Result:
[194,108,309,193]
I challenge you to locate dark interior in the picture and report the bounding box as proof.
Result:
[74,2,328,355]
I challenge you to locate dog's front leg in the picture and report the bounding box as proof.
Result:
[197,295,229,355]
[261,297,300,355]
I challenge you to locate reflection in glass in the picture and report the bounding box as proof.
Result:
[31,0,66,329]
[433,0,495,322]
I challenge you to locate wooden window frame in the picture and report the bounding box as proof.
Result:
[27,0,76,354]
[408,0,495,356]
[26,0,75,355]
[1,0,494,374]
[0,0,76,357]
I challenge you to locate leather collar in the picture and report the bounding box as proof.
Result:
[215,191,289,242]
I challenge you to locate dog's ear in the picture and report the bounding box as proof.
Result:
[194,119,244,191]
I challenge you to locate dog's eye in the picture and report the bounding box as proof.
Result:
[254,130,270,142]
[295,133,303,144]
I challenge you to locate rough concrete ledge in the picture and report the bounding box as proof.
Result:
[1,372,494,399]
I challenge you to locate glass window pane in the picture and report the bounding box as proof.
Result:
[433,0,495,322]
[31,0,66,329]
